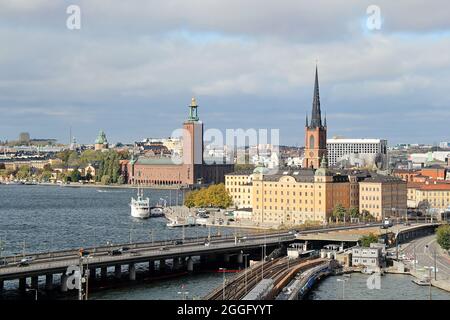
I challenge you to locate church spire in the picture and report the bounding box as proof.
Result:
[310,65,322,128]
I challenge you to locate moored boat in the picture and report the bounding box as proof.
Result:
[130,187,150,219]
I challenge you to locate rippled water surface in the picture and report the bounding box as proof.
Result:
[0,184,233,256]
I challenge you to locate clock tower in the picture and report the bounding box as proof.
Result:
[303,65,327,169]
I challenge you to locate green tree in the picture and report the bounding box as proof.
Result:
[16,166,31,180]
[359,233,379,247]
[349,207,359,219]
[40,170,52,182]
[70,169,82,182]
[332,204,346,222]
[117,175,126,185]
[101,175,111,185]
[436,225,450,250]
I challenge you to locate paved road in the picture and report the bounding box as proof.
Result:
[399,234,450,281]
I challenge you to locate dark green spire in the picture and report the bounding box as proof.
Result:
[310,65,322,128]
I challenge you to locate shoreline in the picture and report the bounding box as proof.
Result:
[3,182,188,190]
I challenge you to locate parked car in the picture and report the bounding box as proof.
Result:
[173,240,183,245]
[159,246,169,251]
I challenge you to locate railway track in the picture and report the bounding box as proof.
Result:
[205,256,316,300]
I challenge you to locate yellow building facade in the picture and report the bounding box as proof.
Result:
[359,176,407,219]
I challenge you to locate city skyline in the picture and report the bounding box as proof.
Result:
[1,1,450,145]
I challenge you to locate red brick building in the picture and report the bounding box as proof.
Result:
[123,98,234,187]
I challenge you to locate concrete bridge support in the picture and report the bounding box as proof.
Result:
[60,274,68,292]
[148,261,155,273]
[19,277,27,292]
[187,257,194,272]
[31,276,39,289]
[237,252,244,264]
[159,259,166,272]
[129,263,136,281]
[224,254,231,263]
[114,265,122,279]
[173,257,183,270]
[45,274,53,291]
[101,267,107,280]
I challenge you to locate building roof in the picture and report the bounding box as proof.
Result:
[360,174,405,183]
[327,138,386,144]
[135,157,181,166]
[419,184,450,191]
[226,169,255,176]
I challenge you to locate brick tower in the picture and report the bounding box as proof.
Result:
[303,66,327,169]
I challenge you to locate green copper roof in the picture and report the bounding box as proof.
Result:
[95,130,108,144]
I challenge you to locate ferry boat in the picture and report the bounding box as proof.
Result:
[130,187,150,219]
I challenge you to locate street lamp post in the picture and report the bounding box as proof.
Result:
[424,266,433,300]
[241,251,250,294]
[336,278,348,300]
[219,268,227,300]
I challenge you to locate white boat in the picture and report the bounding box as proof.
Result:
[130,187,150,219]
[412,278,430,286]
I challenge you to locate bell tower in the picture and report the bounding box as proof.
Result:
[303,65,327,169]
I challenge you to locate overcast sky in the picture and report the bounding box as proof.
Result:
[1,0,450,146]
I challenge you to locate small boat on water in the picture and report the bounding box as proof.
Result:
[412,278,430,286]
[130,187,150,219]
[150,207,164,217]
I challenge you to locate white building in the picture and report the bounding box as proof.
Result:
[327,138,388,169]
[351,244,385,269]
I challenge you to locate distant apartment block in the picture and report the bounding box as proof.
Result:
[327,138,388,169]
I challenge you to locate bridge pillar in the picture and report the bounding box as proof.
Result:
[224,254,231,263]
[159,259,166,272]
[45,274,53,291]
[89,268,96,281]
[173,257,183,270]
[101,267,107,280]
[114,265,122,279]
[187,257,194,272]
[60,274,68,292]
[237,252,244,264]
[31,276,39,289]
[129,263,136,281]
[19,277,27,292]
[148,261,155,273]
[0,280,4,292]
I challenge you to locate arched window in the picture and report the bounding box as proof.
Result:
[309,135,315,148]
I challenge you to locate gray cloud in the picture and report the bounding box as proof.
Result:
[0,1,450,145]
